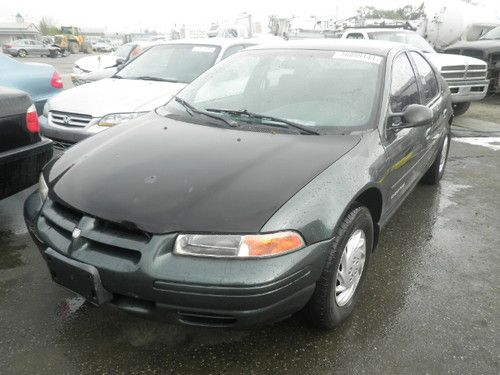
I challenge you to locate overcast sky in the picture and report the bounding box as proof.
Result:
[1,0,499,33]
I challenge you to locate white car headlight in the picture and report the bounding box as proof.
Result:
[98,112,148,127]
[39,173,49,202]
[73,65,84,74]
[174,231,305,258]
[42,101,50,117]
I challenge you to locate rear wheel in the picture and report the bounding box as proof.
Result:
[304,206,373,329]
[421,132,450,185]
[452,102,471,116]
[17,49,27,57]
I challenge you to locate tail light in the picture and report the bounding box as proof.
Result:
[26,104,40,133]
[51,71,63,89]
[3,44,12,49]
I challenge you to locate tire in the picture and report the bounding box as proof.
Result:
[452,102,471,116]
[421,132,450,185]
[304,205,374,329]
[17,49,27,57]
[69,42,79,54]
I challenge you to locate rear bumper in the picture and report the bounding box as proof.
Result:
[24,192,331,328]
[447,80,489,103]
[0,139,53,200]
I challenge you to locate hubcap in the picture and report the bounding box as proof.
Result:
[334,229,366,307]
[439,135,449,174]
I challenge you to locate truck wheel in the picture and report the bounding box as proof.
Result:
[69,42,80,54]
[304,205,373,329]
[421,132,450,185]
[452,102,471,116]
[17,49,27,57]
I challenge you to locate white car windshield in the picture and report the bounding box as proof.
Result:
[480,27,500,40]
[116,44,221,83]
[168,49,383,130]
[369,31,435,53]
[113,44,134,58]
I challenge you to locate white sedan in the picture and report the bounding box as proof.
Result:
[41,39,258,144]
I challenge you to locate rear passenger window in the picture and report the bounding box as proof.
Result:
[390,53,420,113]
[410,52,439,104]
[221,45,245,60]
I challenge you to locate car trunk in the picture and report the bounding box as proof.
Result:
[0,88,40,153]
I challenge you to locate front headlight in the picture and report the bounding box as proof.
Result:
[98,112,148,127]
[73,65,84,74]
[174,231,305,258]
[39,173,49,202]
[42,101,50,117]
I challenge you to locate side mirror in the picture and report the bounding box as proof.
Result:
[390,104,433,130]
[115,58,125,67]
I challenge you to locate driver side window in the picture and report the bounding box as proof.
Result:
[390,53,420,113]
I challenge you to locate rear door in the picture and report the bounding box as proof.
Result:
[381,51,427,211]
[408,51,446,169]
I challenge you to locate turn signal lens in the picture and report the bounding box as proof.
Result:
[51,71,63,89]
[174,231,305,258]
[26,104,39,133]
[241,232,305,257]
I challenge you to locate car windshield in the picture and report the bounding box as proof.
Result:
[164,49,383,132]
[369,31,435,53]
[113,44,134,58]
[116,44,221,83]
[480,27,500,40]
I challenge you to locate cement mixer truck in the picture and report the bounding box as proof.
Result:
[418,0,500,51]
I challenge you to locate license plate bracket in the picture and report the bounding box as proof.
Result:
[44,248,113,305]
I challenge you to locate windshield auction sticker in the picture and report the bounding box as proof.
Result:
[192,46,217,53]
[332,51,382,64]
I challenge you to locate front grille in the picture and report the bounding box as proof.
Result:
[440,64,487,82]
[50,111,92,127]
[37,199,150,267]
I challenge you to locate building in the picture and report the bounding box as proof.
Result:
[0,14,40,44]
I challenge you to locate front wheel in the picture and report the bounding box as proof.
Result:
[421,133,450,185]
[304,206,373,329]
[452,102,471,116]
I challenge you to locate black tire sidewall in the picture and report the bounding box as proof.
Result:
[327,207,373,324]
[18,49,27,57]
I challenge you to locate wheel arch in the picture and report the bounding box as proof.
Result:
[352,186,383,248]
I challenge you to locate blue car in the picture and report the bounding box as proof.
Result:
[0,54,63,114]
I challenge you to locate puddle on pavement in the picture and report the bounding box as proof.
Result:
[0,229,27,270]
[438,181,472,213]
[454,137,500,151]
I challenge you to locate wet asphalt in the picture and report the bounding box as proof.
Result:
[1,68,499,373]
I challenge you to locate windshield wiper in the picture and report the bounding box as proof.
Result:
[133,76,179,83]
[205,108,320,135]
[173,97,237,128]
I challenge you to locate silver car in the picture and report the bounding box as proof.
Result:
[2,39,60,58]
[41,39,258,145]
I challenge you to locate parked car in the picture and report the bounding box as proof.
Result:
[92,41,114,53]
[0,54,63,114]
[444,26,500,94]
[2,38,60,57]
[342,28,489,116]
[42,38,258,145]
[25,40,452,329]
[71,41,155,85]
[0,87,53,199]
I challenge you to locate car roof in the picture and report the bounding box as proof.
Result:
[157,38,255,48]
[251,39,404,56]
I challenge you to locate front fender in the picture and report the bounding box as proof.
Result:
[261,131,387,245]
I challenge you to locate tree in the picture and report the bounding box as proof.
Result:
[39,17,60,35]
[356,3,425,20]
